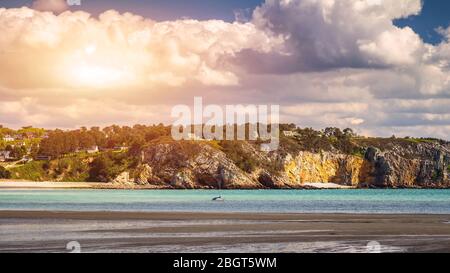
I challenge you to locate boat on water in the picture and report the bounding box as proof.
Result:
[212,195,224,202]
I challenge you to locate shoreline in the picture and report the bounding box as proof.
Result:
[1,180,449,190]
[0,181,167,190]
[1,210,450,218]
[0,181,105,189]
[1,210,449,253]
[0,180,356,190]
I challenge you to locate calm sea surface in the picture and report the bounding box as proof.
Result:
[0,189,450,214]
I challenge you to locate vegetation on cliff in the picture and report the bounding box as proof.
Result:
[0,166,11,179]
[2,123,449,188]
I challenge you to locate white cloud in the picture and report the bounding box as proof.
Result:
[432,26,450,69]
[1,1,450,140]
[247,0,426,72]
[0,8,281,90]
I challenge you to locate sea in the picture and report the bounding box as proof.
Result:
[1,189,450,214]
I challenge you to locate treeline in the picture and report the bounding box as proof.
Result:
[13,122,450,161]
[2,145,30,159]
[278,124,362,154]
[0,126,46,138]
[0,126,45,151]
[34,124,380,159]
[37,123,287,159]
[39,124,171,158]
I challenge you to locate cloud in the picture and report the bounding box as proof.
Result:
[0,8,281,90]
[0,1,450,140]
[437,26,450,39]
[0,97,175,129]
[242,0,426,73]
[32,0,69,13]
[432,26,450,69]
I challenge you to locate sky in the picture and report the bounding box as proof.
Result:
[2,0,449,44]
[0,0,450,139]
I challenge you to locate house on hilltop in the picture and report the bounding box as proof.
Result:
[86,146,99,154]
[283,131,299,137]
[2,135,14,142]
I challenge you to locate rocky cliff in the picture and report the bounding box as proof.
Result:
[114,139,450,189]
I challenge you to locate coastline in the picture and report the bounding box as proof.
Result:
[0,181,100,189]
[0,181,165,190]
[0,180,356,190]
[1,210,449,253]
[1,180,450,190]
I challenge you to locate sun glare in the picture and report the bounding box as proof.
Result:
[64,54,134,88]
[84,45,97,55]
[62,44,136,88]
[79,65,118,85]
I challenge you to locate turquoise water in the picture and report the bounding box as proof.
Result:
[0,189,450,214]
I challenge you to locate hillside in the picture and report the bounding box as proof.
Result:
[6,125,450,189]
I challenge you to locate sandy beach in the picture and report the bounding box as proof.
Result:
[0,211,449,253]
[0,181,99,189]
[0,181,355,190]
[0,181,161,190]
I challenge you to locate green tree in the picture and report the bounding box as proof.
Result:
[0,166,11,179]
[88,153,122,182]
[11,146,27,159]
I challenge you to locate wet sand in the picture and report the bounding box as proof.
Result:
[1,211,449,253]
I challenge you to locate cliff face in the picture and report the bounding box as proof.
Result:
[119,140,450,189]
[279,145,450,188]
[362,145,450,188]
[282,152,370,187]
[128,142,261,189]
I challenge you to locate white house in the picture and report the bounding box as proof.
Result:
[86,146,99,154]
[283,131,297,137]
[2,135,14,142]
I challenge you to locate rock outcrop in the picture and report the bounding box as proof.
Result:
[113,171,133,185]
[281,151,371,187]
[361,145,450,188]
[275,142,450,189]
[133,142,261,189]
[118,140,450,189]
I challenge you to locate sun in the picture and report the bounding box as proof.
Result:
[63,45,135,88]
[65,61,134,88]
[74,64,127,87]
[84,44,97,55]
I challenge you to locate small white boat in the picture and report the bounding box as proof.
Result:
[212,195,224,202]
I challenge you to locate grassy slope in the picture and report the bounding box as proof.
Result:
[10,154,92,182]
